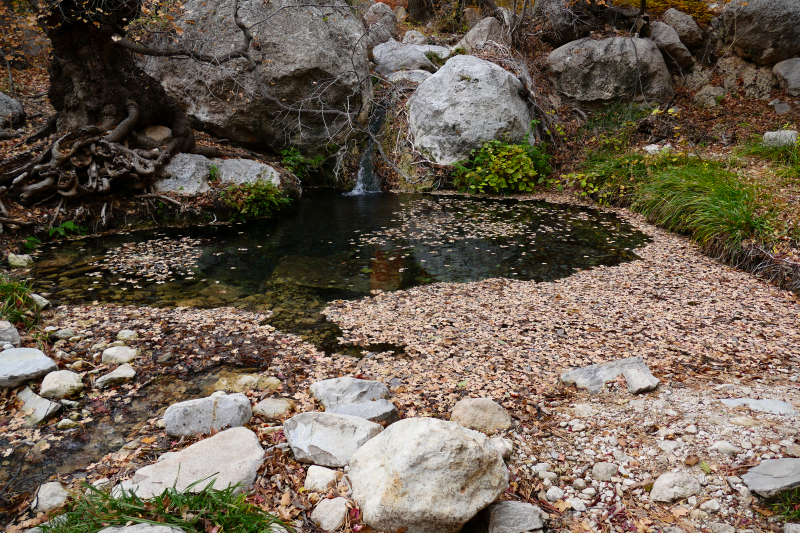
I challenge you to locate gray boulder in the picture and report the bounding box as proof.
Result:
[7,254,34,268]
[0,348,58,388]
[388,69,432,84]
[402,30,426,45]
[720,398,798,415]
[327,399,399,423]
[30,293,51,309]
[662,8,703,48]
[40,370,84,399]
[283,411,382,467]
[547,37,673,106]
[717,55,777,100]
[408,55,532,165]
[450,397,512,435]
[742,458,800,497]
[310,376,389,409]
[560,356,659,394]
[486,501,546,533]
[540,0,589,46]
[18,386,63,426]
[0,321,20,348]
[0,92,24,129]
[95,363,136,388]
[33,482,69,512]
[210,159,280,187]
[118,427,264,498]
[649,22,694,69]
[163,392,252,436]
[373,39,451,74]
[717,0,800,65]
[454,17,504,53]
[650,472,701,502]
[144,0,369,154]
[363,2,398,55]
[764,130,798,147]
[156,154,211,195]
[774,59,800,97]
[348,417,508,533]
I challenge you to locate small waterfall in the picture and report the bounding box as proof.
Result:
[345,108,386,196]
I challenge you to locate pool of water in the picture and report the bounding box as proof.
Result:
[31,191,649,349]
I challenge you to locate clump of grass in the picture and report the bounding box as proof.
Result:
[737,137,800,179]
[771,487,800,521]
[44,481,289,533]
[0,275,41,331]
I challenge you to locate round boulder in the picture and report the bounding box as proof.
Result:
[450,397,512,435]
[348,417,509,533]
[40,370,84,399]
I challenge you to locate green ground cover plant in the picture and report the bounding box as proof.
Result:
[453,139,551,195]
[220,182,292,222]
[0,275,41,331]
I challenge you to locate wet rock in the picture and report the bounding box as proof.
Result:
[694,86,725,108]
[764,130,799,147]
[408,55,531,165]
[450,397,512,435]
[560,356,658,394]
[8,253,34,268]
[490,437,513,460]
[741,458,800,497]
[98,525,186,533]
[373,39,450,74]
[311,497,348,531]
[156,154,211,196]
[18,386,62,426]
[57,419,80,430]
[485,501,546,533]
[102,346,138,364]
[95,364,136,388]
[327,399,399,424]
[348,417,508,533]
[33,482,69,512]
[662,8,703,48]
[388,69,431,84]
[253,397,294,419]
[117,329,139,341]
[774,59,800,96]
[310,376,389,409]
[454,17,503,53]
[30,294,51,309]
[720,398,797,415]
[40,370,84,399]
[592,462,618,481]
[547,37,672,106]
[118,427,264,498]
[650,472,701,502]
[304,465,339,492]
[649,22,693,69]
[0,321,20,348]
[163,392,252,436]
[284,412,382,467]
[402,30,426,45]
[0,348,58,387]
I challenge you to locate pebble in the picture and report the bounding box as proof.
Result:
[546,486,564,501]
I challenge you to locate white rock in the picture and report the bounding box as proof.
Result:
[708,523,735,533]
[546,486,564,501]
[0,321,20,347]
[561,356,658,394]
[253,397,294,419]
[284,412,383,467]
[650,472,701,502]
[573,404,595,418]
[486,501,547,533]
[623,366,661,394]
[700,499,720,512]
[310,376,389,409]
[163,393,252,436]
[402,30,426,45]
[721,398,798,415]
[785,524,800,533]
[95,363,136,388]
[8,253,34,268]
[567,497,586,512]
[764,130,798,147]
[304,465,339,492]
[348,417,508,533]
[30,293,51,309]
[0,348,58,388]
[116,329,139,341]
[373,39,450,74]
[450,397,512,434]
[327,399,399,424]
[387,69,431,84]
[102,346,138,364]
[311,497,348,531]
[709,441,742,457]
[211,158,280,187]
[741,458,800,497]
[119,427,264,498]
[33,482,69,512]
[156,154,211,195]
[17,386,62,426]
[454,17,503,53]
[40,370,84,399]
[490,437,513,460]
[592,462,618,481]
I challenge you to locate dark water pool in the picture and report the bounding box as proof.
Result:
[31,191,649,349]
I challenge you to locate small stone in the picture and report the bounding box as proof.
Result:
[658,440,684,454]
[650,472,701,502]
[253,398,294,419]
[489,437,513,460]
[450,397,512,434]
[546,486,564,501]
[592,462,618,481]
[33,482,69,512]
[708,523,735,533]
[107,341,126,348]
[30,293,50,309]
[57,419,79,430]
[486,501,547,533]
[573,478,588,490]
[0,348,58,388]
[7,253,34,268]
[53,329,74,340]
[709,441,742,457]
[102,346,138,364]
[700,499,720,513]
[311,497,348,531]
[567,497,586,512]
[304,465,339,492]
[95,363,136,388]
[573,404,595,418]
[40,370,84,399]
[0,321,20,347]
[690,509,709,520]
[623,366,660,394]
[685,424,698,434]
[116,329,138,341]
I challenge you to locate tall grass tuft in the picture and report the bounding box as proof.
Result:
[737,137,800,179]
[0,275,41,331]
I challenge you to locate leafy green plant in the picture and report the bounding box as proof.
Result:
[452,139,551,195]
[771,487,800,521]
[22,236,42,252]
[220,181,291,221]
[280,147,324,181]
[209,164,221,182]
[44,479,289,533]
[48,220,87,238]
[0,276,41,331]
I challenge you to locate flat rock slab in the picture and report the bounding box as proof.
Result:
[96,364,136,388]
[0,321,20,347]
[327,399,399,424]
[18,386,62,426]
[561,356,659,394]
[284,411,383,467]
[486,501,546,533]
[164,392,252,436]
[120,427,264,498]
[0,348,58,388]
[721,398,798,415]
[742,458,800,497]
[310,376,389,409]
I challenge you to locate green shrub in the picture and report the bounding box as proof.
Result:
[209,164,221,182]
[44,480,289,533]
[220,181,291,221]
[0,276,41,331]
[453,139,551,195]
[280,147,324,181]
[49,220,87,238]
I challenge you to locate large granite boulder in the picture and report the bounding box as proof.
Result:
[454,17,504,53]
[649,22,694,69]
[662,8,703,48]
[717,0,800,65]
[144,0,370,154]
[408,55,532,165]
[118,427,264,498]
[163,392,252,436]
[547,37,673,106]
[0,348,58,388]
[348,417,508,533]
[283,412,382,467]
